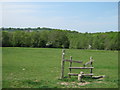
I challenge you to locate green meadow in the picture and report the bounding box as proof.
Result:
[2,47,118,88]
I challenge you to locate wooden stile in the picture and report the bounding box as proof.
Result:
[60,49,95,81]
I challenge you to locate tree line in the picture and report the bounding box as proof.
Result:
[1,27,119,50]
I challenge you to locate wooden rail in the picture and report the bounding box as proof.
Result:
[69,67,94,69]
[63,59,83,63]
[68,73,94,76]
[84,60,94,66]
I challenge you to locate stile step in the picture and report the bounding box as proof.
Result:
[68,73,94,76]
[69,67,94,69]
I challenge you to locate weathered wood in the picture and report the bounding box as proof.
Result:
[60,50,95,81]
[84,56,94,66]
[84,61,94,66]
[64,59,82,63]
[90,56,93,61]
[69,67,94,69]
[68,73,94,76]
[84,61,92,66]
[82,73,94,76]
[68,73,78,76]
[69,56,72,78]
[90,62,93,73]
[90,56,93,74]
[61,49,65,79]
[78,72,84,82]
[92,75,105,79]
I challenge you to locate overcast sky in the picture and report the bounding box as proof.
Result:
[1,2,118,33]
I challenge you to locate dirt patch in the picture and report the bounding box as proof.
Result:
[95,81,104,83]
[60,82,69,85]
[59,81,90,86]
[77,82,90,86]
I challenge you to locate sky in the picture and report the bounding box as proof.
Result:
[1,2,118,33]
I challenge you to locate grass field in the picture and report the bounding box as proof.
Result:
[2,47,118,88]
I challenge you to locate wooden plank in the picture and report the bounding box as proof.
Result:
[92,75,105,79]
[68,73,78,76]
[84,57,94,66]
[82,74,94,76]
[69,67,94,69]
[68,73,94,76]
[84,61,93,66]
[64,59,82,63]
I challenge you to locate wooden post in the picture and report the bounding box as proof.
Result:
[78,71,84,82]
[69,56,72,78]
[90,56,93,76]
[60,49,65,79]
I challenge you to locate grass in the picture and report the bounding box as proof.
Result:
[2,47,118,88]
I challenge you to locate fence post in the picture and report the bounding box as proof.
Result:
[78,71,84,82]
[90,56,93,75]
[69,56,72,78]
[60,49,65,79]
